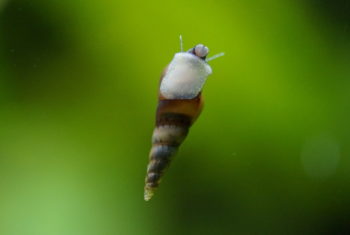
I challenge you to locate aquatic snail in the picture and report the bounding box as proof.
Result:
[144,36,224,201]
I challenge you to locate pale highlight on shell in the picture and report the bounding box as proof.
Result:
[160,53,212,99]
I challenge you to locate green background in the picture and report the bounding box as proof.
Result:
[1,0,350,234]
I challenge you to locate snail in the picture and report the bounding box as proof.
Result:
[144,36,224,201]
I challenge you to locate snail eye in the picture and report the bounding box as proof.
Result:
[194,44,209,58]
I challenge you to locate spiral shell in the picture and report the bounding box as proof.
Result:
[144,96,203,201]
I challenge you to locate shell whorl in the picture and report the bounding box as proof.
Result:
[144,112,191,201]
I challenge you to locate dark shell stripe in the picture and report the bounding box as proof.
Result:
[156,112,192,127]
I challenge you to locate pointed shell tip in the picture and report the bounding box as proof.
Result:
[144,189,154,201]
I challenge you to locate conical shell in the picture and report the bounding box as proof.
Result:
[144,96,203,201]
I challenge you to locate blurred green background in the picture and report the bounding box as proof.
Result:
[1,0,350,234]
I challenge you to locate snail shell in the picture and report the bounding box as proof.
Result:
[144,44,212,201]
